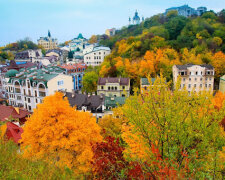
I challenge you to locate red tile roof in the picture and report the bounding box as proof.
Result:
[0,105,30,122]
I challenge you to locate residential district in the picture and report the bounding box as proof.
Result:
[0,5,225,179]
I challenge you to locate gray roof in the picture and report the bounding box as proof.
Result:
[98,77,129,86]
[175,64,214,70]
[65,92,104,110]
[141,78,156,85]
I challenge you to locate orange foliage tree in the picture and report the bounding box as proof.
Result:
[20,92,102,174]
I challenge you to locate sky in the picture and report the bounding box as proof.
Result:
[0,0,224,46]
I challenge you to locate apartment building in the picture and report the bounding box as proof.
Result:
[59,63,87,91]
[4,66,73,111]
[173,64,214,93]
[97,77,130,97]
[84,46,111,66]
[15,49,42,62]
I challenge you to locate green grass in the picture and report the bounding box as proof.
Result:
[0,140,79,180]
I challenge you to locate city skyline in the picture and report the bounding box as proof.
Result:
[0,0,224,46]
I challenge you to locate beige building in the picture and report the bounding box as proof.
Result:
[84,46,111,66]
[219,75,225,93]
[173,64,214,93]
[105,28,116,37]
[4,66,72,112]
[38,31,58,50]
[97,77,130,97]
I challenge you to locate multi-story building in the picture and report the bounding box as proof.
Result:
[173,64,214,93]
[97,77,130,97]
[38,30,58,50]
[59,63,87,91]
[165,5,207,17]
[15,49,42,62]
[4,66,73,111]
[219,75,225,93]
[105,28,116,37]
[84,46,111,66]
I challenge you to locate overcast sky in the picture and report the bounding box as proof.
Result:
[0,0,224,46]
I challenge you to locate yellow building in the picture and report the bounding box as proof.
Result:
[219,75,225,93]
[105,28,116,37]
[38,30,58,50]
[97,77,130,97]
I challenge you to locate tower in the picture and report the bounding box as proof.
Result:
[48,30,51,38]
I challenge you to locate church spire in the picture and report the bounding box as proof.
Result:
[48,30,51,38]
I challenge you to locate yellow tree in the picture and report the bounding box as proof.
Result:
[211,51,225,78]
[20,92,102,174]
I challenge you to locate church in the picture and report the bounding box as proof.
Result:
[129,10,144,25]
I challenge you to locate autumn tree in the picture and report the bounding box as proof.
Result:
[118,76,225,179]
[89,35,98,44]
[20,92,102,175]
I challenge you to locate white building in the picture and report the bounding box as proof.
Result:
[68,33,88,52]
[84,47,111,66]
[4,66,73,112]
[173,64,214,93]
[15,49,42,62]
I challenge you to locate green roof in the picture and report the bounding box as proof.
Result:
[141,78,156,85]
[5,69,19,78]
[105,96,126,107]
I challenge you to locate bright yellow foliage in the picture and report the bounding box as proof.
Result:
[20,92,102,174]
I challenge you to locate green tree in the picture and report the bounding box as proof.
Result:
[119,76,225,179]
[82,71,99,93]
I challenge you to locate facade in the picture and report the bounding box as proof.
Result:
[105,28,116,37]
[97,77,130,97]
[129,10,144,25]
[4,66,73,112]
[38,30,58,50]
[15,49,42,62]
[173,64,214,93]
[165,5,207,17]
[59,63,87,91]
[219,75,225,93]
[84,46,111,66]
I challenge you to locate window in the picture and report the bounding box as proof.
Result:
[108,87,110,90]
[181,72,184,75]
[194,84,196,88]
[115,87,117,90]
[183,84,185,88]
[209,78,212,81]
[122,86,125,90]
[206,78,208,81]
[122,94,125,97]
[195,78,197,81]
[58,80,64,86]
[111,87,114,90]
[28,98,30,103]
[188,84,191,88]
[189,78,191,81]
[200,78,202,81]
[36,98,38,103]
[196,72,198,75]
[28,106,31,111]
[183,78,185,81]
[101,86,104,90]
[200,84,202,88]
[205,84,207,88]
[99,52,101,55]
[209,84,211,88]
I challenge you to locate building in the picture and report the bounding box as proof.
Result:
[129,10,144,25]
[165,5,207,17]
[219,75,225,93]
[38,30,58,50]
[68,33,88,52]
[104,96,126,111]
[15,49,42,62]
[84,46,111,66]
[0,105,30,125]
[65,92,104,113]
[105,28,116,37]
[173,64,214,93]
[140,78,156,93]
[4,66,73,112]
[97,77,130,97]
[59,63,87,91]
